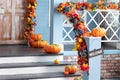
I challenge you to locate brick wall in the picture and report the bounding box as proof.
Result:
[101,54,120,79]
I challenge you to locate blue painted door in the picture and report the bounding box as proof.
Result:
[35,0,50,43]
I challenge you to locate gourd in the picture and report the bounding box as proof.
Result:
[31,34,42,40]
[91,27,106,37]
[32,40,47,48]
[44,44,61,53]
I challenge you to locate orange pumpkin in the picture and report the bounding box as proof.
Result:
[85,32,92,37]
[32,40,47,48]
[64,65,77,74]
[31,34,42,41]
[44,44,61,54]
[54,59,60,64]
[70,65,78,74]
[64,71,69,75]
[65,65,71,73]
[91,27,106,37]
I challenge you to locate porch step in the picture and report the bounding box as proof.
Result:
[0,45,80,80]
[0,71,80,80]
[0,63,70,75]
[0,51,63,57]
[0,61,72,68]
[0,61,73,75]
[0,45,63,63]
[0,61,80,80]
[0,52,63,64]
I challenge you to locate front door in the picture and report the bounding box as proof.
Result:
[0,0,26,44]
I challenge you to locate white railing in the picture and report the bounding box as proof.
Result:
[62,10,120,43]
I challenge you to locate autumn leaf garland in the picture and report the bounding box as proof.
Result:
[57,2,89,72]
[24,0,37,40]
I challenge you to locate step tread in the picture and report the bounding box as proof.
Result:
[0,71,81,80]
[0,61,73,68]
[0,51,63,57]
[0,45,63,57]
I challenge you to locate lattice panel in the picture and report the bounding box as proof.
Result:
[62,10,120,43]
[85,10,120,42]
[62,18,75,43]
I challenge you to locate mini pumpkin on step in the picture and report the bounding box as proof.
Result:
[32,40,47,48]
[44,44,61,54]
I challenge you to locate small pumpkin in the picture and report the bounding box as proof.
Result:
[91,27,106,37]
[85,32,92,37]
[64,65,77,74]
[31,34,42,41]
[44,44,61,53]
[70,65,78,74]
[64,71,69,75]
[32,40,47,48]
[65,65,71,73]
[54,59,60,64]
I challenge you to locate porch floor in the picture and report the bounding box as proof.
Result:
[0,44,64,57]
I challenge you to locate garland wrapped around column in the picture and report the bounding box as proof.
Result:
[24,0,37,46]
[57,2,89,73]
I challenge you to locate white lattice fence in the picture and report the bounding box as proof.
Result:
[85,10,120,42]
[62,10,120,43]
[62,18,74,43]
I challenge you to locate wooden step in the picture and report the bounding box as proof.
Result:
[0,54,63,64]
[0,71,81,80]
[0,61,75,75]
[0,45,63,63]
[0,51,63,57]
[0,61,72,68]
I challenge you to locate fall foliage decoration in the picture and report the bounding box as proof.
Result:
[81,63,89,72]
[97,0,107,10]
[57,2,89,72]
[24,0,37,45]
[44,44,61,54]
